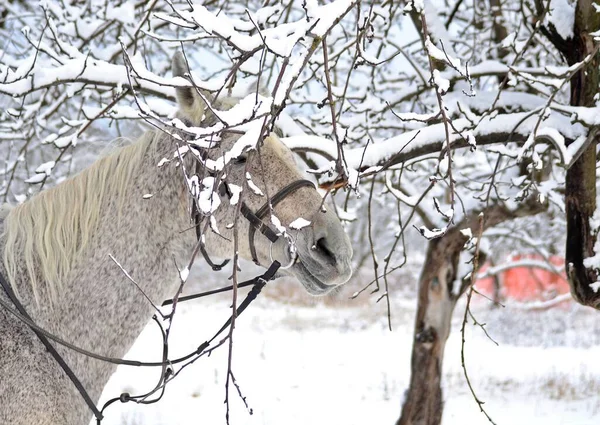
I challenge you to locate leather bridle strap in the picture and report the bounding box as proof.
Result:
[0,260,282,423]
[0,273,104,422]
[244,179,315,265]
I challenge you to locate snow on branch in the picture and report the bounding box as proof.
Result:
[284,110,584,173]
[0,54,224,99]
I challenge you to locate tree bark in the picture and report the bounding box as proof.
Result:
[397,201,546,425]
[561,0,600,308]
[397,235,464,425]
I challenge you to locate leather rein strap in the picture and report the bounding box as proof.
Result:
[0,260,282,424]
[0,273,105,421]
[0,172,316,423]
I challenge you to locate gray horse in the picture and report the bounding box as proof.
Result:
[0,52,353,425]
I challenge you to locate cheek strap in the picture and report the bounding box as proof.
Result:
[243,179,315,265]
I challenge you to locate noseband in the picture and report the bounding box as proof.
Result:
[194,176,315,270]
[241,179,315,267]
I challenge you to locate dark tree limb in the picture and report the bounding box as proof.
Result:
[558,0,600,309]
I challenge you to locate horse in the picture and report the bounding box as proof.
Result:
[0,52,353,425]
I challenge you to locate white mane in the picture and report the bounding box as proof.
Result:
[2,132,154,303]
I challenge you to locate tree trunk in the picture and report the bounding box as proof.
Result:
[397,202,546,425]
[563,0,600,308]
[397,237,463,425]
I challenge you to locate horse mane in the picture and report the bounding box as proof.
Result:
[2,131,155,304]
[2,90,253,304]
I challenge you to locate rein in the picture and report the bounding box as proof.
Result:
[0,272,104,420]
[0,262,280,422]
[0,175,315,423]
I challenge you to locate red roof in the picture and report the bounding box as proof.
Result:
[475,255,570,305]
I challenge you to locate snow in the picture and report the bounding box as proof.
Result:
[245,173,265,197]
[24,173,46,184]
[391,111,439,122]
[274,49,311,107]
[384,174,420,206]
[215,94,272,127]
[504,293,572,310]
[0,54,222,99]
[194,176,221,215]
[270,215,286,235]
[289,218,311,230]
[426,38,461,70]
[54,134,77,149]
[347,168,360,189]
[337,209,357,222]
[35,161,55,176]
[520,127,571,165]
[432,69,450,95]
[287,109,586,176]
[583,208,600,273]
[228,184,242,206]
[13,194,27,204]
[253,6,282,26]
[546,0,575,40]
[310,0,356,37]
[303,0,320,21]
[179,267,190,283]
[423,0,458,59]
[105,2,135,25]
[193,99,274,172]
[155,0,355,59]
[209,215,221,235]
[95,283,600,425]
[276,113,309,137]
[282,136,339,160]
[480,258,564,278]
[418,226,446,239]
[349,110,585,171]
[404,0,424,14]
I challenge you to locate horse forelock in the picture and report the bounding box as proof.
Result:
[2,132,155,304]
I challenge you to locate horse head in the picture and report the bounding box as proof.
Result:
[172,52,353,295]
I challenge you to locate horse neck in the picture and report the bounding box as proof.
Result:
[5,132,198,409]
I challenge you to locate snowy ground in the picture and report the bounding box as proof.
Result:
[97,271,600,425]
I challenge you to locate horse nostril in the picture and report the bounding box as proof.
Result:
[314,237,336,265]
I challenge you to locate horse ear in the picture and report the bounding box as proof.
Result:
[172,51,195,110]
[172,51,214,124]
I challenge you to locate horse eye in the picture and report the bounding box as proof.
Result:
[234,155,247,165]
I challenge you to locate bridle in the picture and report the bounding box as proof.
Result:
[0,170,317,423]
[192,153,315,270]
[231,178,314,266]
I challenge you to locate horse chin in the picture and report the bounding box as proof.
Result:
[287,260,340,296]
